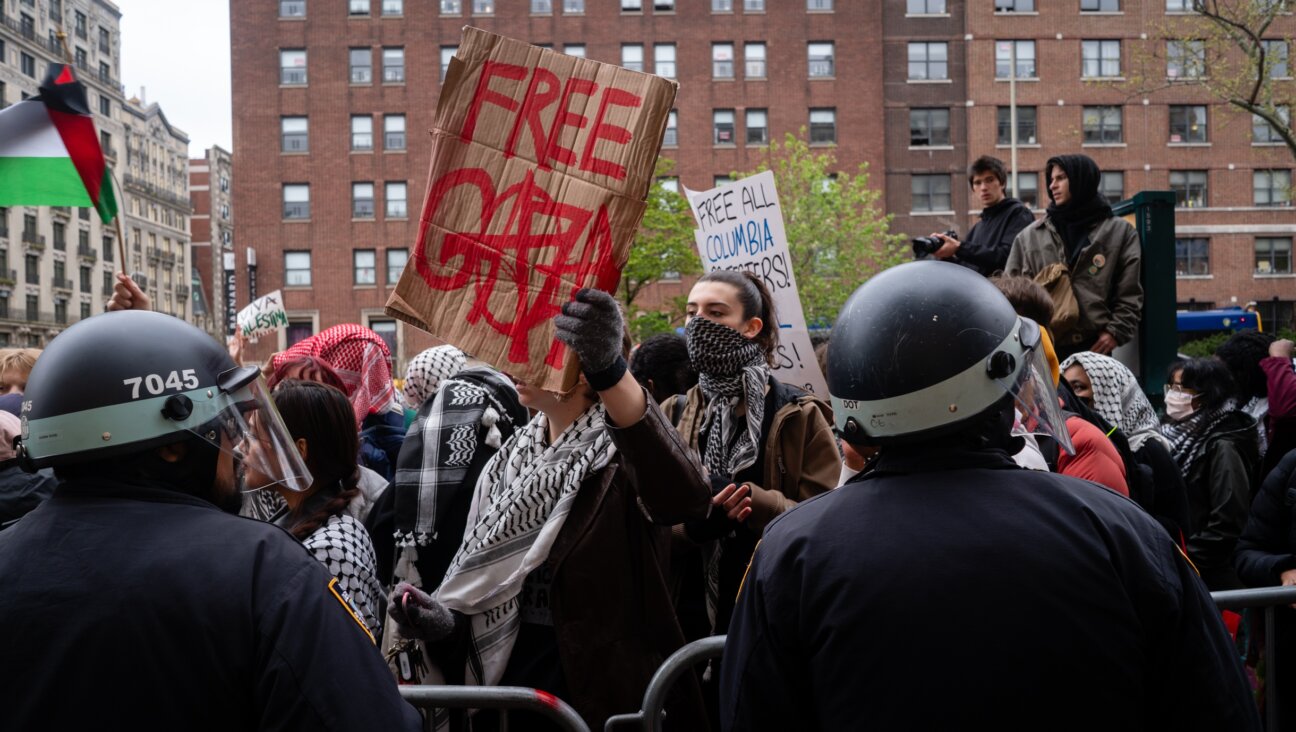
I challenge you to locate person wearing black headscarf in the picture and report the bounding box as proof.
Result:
[1005,154,1143,359]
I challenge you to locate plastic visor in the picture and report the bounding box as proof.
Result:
[1001,318,1076,456]
[187,375,314,493]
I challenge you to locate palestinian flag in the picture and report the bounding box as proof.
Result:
[0,64,118,224]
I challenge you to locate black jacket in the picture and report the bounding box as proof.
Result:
[955,196,1035,276]
[1181,411,1260,591]
[0,478,422,731]
[0,460,56,530]
[1235,448,1296,587]
[719,448,1259,732]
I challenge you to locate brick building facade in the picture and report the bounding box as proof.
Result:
[189,145,232,338]
[229,0,883,370]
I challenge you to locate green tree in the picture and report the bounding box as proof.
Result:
[620,158,701,340]
[734,132,906,328]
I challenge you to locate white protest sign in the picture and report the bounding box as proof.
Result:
[236,289,288,341]
[685,171,828,396]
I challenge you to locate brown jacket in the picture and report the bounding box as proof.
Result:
[670,378,840,531]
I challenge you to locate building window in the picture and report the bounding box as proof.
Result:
[908,42,949,81]
[386,182,408,218]
[1256,237,1293,274]
[1261,40,1289,79]
[714,175,733,187]
[655,44,676,78]
[1169,104,1208,143]
[75,47,87,69]
[907,0,946,12]
[623,0,642,10]
[1169,170,1208,208]
[352,115,374,151]
[1167,40,1206,79]
[995,40,1036,78]
[74,10,86,38]
[996,106,1038,144]
[79,302,90,320]
[21,53,36,78]
[1010,172,1040,209]
[354,249,376,285]
[281,117,308,152]
[807,0,833,9]
[1081,0,1119,10]
[1175,237,1210,276]
[387,248,408,284]
[912,174,952,212]
[79,266,91,292]
[353,183,375,218]
[98,94,110,116]
[712,43,734,78]
[714,109,736,145]
[284,252,312,286]
[98,62,111,83]
[745,0,765,8]
[1081,40,1120,78]
[53,300,67,324]
[531,0,553,12]
[745,43,767,78]
[280,49,307,85]
[472,0,494,13]
[370,319,398,356]
[384,115,406,150]
[1255,169,1292,207]
[99,131,111,152]
[655,0,675,10]
[622,44,644,72]
[714,0,733,10]
[103,235,114,262]
[808,42,835,78]
[53,223,66,251]
[442,0,462,12]
[99,28,111,54]
[25,295,37,322]
[278,0,304,15]
[746,109,769,145]
[349,0,369,15]
[1100,171,1124,204]
[283,184,310,220]
[1082,106,1123,144]
[1253,106,1290,144]
[382,48,405,83]
[441,46,457,80]
[50,0,62,21]
[383,0,403,15]
[810,108,837,144]
[909,107,951,147]
[564,0,584,12]
[24,255,38,284]
[664,110,678,146]
[564,44,585,57]
[1166,0,1194,10]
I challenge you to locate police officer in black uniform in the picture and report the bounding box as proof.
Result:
[719,261,1260,731]
[0,311,422,731]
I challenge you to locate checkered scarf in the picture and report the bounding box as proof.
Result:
[1159,399,1239,480]
[1060,352,1170,453]
[686,316,769,480]
[272,324,394,429]
[402,345,468,409]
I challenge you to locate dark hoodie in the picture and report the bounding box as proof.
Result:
[1044,154,1114,267]
[956,196,1036,277]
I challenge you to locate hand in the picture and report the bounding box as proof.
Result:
[553,288,625,375]
[387,581,456,641]
[228,332,247,366]
[932,234,960,260]
[1281,568,1296,609]
[713,483,753,523]
[1090,331,1118,356]
[1270,339,1294,360]
[106,272,150,312]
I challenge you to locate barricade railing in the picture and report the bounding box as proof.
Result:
[604,635,726,732]
[399,685,591,732]
[1212,586,1296,732]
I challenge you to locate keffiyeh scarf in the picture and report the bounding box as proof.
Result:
[271,324,394,429]
[685,316,769,480]
[1159,399,1239,480]
[1060,352,1169,453]
[402,345,468,409]
[433,403,616,689]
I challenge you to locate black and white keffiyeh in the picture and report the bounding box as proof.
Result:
[1159,400,1239,479]
[302,513,385,637]
[1061,352,1169,453]
[685,316,769,480]
[432,403,616,688]
[402,345,469,409]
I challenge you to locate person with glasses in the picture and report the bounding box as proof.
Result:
[1160,358,1261,591]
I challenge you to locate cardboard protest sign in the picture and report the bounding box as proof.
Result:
[236,289,288,341]
[386,27,678,390]
[685,171,828,396]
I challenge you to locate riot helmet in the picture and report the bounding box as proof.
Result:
[18,311,312,493]
[827,261,1072,452]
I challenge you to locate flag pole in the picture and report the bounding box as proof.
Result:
[108,168,128,270]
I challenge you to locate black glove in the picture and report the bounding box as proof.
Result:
[684,474,740,542]
[387,581,456,642]
[554,288,627,391]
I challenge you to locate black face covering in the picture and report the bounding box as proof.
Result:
[1044,154,1113,264]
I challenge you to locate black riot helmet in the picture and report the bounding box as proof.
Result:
[827,261,1072,451]
[18,311,312,492]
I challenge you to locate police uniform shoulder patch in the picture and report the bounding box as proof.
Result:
[328,576,376,645]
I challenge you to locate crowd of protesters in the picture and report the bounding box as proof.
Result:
[2,154,1296,730]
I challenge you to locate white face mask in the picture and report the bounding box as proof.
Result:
[1165,390,1196,421]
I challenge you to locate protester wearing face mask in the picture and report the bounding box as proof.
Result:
[1160,358,1261,591]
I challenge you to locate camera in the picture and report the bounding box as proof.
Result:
[912,230,958,259]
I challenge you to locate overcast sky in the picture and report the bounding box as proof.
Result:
[117,0,232,156]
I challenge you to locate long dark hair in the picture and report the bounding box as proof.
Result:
[272,379,361,540]
[696,270,779,364]
[1174,358,1237,415]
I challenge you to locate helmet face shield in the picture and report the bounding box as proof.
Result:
[996,320,1075,456]
[188,374,313,494]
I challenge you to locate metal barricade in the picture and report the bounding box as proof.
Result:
[1212,586,1296,732]
[399,685,591,732]
[604,636,726,732]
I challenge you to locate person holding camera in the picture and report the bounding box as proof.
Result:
[921,156,1035,277]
